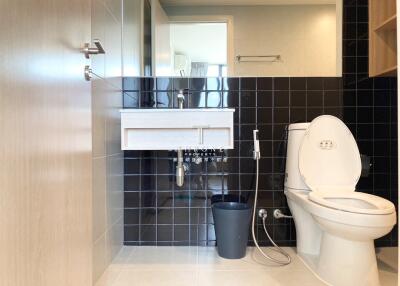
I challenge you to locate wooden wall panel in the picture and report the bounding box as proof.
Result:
[0,0,92,285]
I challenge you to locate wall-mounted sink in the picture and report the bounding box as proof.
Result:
[120,109,235,150]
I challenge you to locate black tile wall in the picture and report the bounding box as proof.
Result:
[122,0,398,247]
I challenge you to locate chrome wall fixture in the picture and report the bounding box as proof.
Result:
[82,39,105,59]
[176,90,186,187]
[84,65,92,81]
[176,149,185,187]
[236,55,281,63]
[82,39,105,81]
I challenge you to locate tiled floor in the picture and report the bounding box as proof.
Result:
[95,246,398,286]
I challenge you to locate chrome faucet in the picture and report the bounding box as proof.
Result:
[177,89,185,109]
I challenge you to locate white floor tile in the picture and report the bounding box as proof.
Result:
[197,270,278,286]
[96,246,398,286]
[114,269,196,286]
[95,267,123,286]
[124,246,198,270]
[377,247,398,286]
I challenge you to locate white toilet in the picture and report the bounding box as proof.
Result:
[284,115,396,286]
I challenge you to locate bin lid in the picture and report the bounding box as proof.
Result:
[212,202,250,210]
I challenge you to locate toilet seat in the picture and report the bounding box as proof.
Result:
[309,191,395,215]
[298,115,362,192]
[297,115,395,215]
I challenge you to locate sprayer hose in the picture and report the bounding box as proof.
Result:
[251,158,291,266]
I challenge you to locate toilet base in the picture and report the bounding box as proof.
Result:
[317,232,380,286]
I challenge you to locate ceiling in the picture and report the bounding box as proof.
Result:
[160,0,336,6]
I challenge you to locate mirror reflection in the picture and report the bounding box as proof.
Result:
[123,0,342,77]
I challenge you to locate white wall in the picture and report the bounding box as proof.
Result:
[165,5,338,77]
[152,0,173,76]
[170,23,227,64]
[123,0,143,76]
[91,0,124,283]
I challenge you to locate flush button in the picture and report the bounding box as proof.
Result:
[319,140,334,150]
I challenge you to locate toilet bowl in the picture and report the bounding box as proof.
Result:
[284,116,396,286]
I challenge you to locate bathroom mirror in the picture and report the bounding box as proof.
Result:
[123,0,343,77]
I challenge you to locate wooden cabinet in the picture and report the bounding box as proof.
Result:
[369,0,397,77]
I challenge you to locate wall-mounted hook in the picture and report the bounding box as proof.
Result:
[82,39,105,59]
[84,65,92,81]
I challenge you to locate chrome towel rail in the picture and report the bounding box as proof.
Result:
[236,55,281,62]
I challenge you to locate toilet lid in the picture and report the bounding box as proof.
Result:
[298,115,361,192]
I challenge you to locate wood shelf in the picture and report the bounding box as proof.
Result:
[369,0,397,77]
[370,65,397,77]
[374,14,397,32]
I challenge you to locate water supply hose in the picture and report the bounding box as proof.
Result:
[251,130,291,266]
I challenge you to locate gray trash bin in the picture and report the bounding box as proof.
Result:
[212,202,252,259]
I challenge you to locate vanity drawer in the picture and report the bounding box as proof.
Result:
[120,109,235,150]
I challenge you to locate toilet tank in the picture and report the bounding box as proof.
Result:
[284,123,310,191]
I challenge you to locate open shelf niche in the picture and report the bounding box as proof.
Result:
[369,0,397,77]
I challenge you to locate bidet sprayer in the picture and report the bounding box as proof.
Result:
[253,130,261,160]
[251,129,291,265]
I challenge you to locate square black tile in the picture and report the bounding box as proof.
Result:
[241,108,256,124]
[141,225,156,241]
[157,208,173,224]
[125,209,140,225]
[207,77,223,90]
[124,226,139,241]
[156,77,173,91]
[241,77,256,90]
[274,91,290,107]
[125,176,140,191]
[140,92,156,108]
[189,78,207,91]
[223,91,239,107]
[156,91,173,108]
[173,78,189,91]
[273,108,289,124]
[223,77,239,90]
[241,91,256,107]
[141,192,157,207]
[257,78,273,90]
[123,77,141,91]
[125,192,140,208]
[189,91,206,108]
[274,78,289,90]
[307,78,324,90]
[174,225,190,241]
[258,91,273,107]
[124,92,140,108]
[324,90,343,106]
[307,91,323,107]
[140,77,155,91]
[290,108,307,123]
[140,208,156,224]
[207,92,222,108]
[290,78,306,90]
[290,91,306,107]
[157,225,173,241]
[157,191,173,208]
[257,108,273,124]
